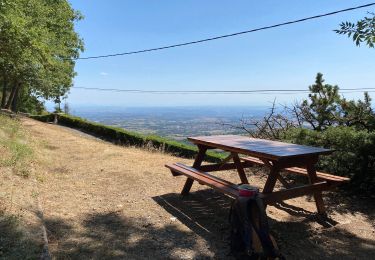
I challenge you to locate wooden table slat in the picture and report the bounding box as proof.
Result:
[188,135,332,160]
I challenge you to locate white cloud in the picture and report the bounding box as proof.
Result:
[100,72,109,76]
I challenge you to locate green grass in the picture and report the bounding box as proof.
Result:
[0,114,33,177]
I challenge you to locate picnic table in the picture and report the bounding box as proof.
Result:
[166,135,349,215]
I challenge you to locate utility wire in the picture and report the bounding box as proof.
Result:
[72,86,375,95]
[73,87,313,93]
[73,3,375,60]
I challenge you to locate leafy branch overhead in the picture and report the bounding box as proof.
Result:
[0,0,84,113]
[335,12,375,47]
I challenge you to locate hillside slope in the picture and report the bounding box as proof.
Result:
[1,117,374,259]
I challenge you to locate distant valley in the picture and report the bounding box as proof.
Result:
[70,106,268,141]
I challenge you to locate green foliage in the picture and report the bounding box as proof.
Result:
[30,114,224,162]
[17,88,45,114]
[285,127,375,194]
[241,73,375,195]
[0,0,84,111]
[335,13,375,48]
[299,73,375,131]
[29,114,54,122]
[340,92,375,131]
[300,73,341,131]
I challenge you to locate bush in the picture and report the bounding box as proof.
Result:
[29,114,54,122]
[284,127,375,194]
[30,113,224,162]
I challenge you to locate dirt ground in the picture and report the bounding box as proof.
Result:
[1,117,375,259]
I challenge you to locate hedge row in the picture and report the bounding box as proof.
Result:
[284,127,375,194]
[30,113,224,162]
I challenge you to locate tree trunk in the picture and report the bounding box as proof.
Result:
[1,79,7,108]
[5,82,20,110]
[11,85,20,112]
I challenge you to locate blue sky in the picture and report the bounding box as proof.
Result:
[65,0,375,107]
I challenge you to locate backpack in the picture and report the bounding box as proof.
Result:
[229,191,285,260]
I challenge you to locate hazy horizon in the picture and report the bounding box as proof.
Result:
[54,105,270,140]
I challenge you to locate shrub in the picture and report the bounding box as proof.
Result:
[29,114,54,122]
[284,127,375,194]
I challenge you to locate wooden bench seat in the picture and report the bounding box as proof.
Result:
[165,162,340,204]
[165,163,239,198]
[242,156,350,184]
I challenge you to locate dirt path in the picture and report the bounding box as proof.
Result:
[19,118,375,259]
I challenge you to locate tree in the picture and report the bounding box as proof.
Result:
[229,73,375,139]
[340,92,375,131]
[0,0,84,112]
[299,73,375,131]
[335,13,375,48]
[299,73,341,131]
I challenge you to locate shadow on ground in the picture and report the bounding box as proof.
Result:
[268,201,375,259]
[0,209,42,259]
[3,190,374,259]
[324,190,375,217]
[154,189,233,258]
[154,190,375,260]
[44,206,220,259]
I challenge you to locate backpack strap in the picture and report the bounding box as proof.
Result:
[248,196,285,260]
[238,197,255,256]
[229,195,285,259]
[229,198,259,258]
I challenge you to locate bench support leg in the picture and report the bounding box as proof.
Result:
[181,178,195,196]
[181,145,207,196]
[307,163,326,215]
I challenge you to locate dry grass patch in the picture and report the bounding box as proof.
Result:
[9,117,375,259]
[0,115,33,177]
[0,114,46,259]
[0,207,43,259]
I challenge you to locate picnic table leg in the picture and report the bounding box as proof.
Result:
[181,145,207,196]
[262,164,281,194]
[231,153,249,184]
[261,159,290,189]
[262,164,281,209]
[306,162,326,215]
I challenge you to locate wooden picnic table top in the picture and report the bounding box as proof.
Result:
[188,135,332,161]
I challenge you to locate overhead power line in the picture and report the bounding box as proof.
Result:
[73,87,312,93]
[73,3,375,60]
[72,86,375,95]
